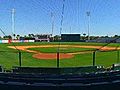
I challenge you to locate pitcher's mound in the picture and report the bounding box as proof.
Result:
[33,53,74,59]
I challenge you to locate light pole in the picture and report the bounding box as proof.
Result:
[86,11,90,40]
[51,12,55,41]
[51,12,54,37]
[12,8,15,39]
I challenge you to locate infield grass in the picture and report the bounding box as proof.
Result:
[28,47,95,53]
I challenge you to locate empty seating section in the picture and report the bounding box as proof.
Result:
[12,66,104,74]
[0,71,120,90]
[0,65,119,89]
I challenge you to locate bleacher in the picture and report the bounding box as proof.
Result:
[0,70,120,90]
[0,65,119,90]
[12,66,104,74]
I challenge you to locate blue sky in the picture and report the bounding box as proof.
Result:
[0,0,120,36]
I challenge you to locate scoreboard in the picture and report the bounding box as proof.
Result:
[61,34,80,42]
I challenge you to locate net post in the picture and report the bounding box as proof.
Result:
[93,51,96,66]
[18,51,22,67]
[57,52,59,68]
[117,50,119,63]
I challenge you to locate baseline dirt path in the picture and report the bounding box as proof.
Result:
[8,45,118,60]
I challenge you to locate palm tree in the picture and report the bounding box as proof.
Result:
[13,34,16,40]
[83,33,86,40]
[16,34,20,40]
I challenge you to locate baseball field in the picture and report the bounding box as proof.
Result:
[0,42,120,70]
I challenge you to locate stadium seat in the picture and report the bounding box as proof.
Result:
[12,66,104,74]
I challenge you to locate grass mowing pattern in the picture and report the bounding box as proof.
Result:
[0,42,119,70]
[28,47,95,53]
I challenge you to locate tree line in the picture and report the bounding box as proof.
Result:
[0,34,120,41]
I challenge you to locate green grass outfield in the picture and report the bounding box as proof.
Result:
[0,42,120,70]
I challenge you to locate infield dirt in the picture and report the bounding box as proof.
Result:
[8,45,118,59]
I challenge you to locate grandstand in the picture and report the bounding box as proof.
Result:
[34,34,51,42]
[87,37,120,43]
[0,0,120,90]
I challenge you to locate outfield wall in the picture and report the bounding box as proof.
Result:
[0,40,35,43]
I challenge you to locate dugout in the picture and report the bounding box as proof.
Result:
[61,34,80,42]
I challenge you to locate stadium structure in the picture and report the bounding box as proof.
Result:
[0,62,120,90]
[34,34,51,42]
[0,34,120,90]
[0,0,120,90]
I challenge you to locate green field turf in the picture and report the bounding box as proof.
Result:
[28,47,95,53]
[0,42,120,70]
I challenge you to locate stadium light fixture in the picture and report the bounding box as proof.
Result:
[12,8,15,39]
[86,11,90,40]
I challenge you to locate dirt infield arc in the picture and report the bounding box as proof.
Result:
[8,45,118,59]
